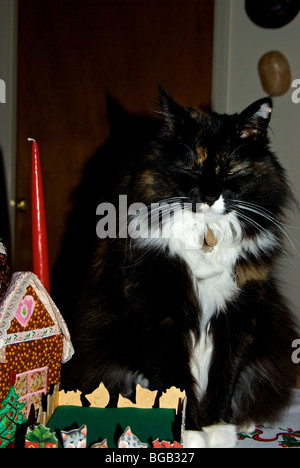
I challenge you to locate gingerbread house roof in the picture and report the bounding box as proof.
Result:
[0,271,74,363]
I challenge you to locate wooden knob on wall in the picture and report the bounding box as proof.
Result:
[258,51,291,96]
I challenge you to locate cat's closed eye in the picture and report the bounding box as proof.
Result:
[226,166,246,177]
[176,170,199,188]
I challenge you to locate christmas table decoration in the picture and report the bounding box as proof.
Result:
[0,373,27,448]
[91,439,108,448]
[118,426,147,448]
[0,246,74,426]
[25,424,58,448]
[152,439,183,448]
[47,404,178,448]
[61,425,87,448]
[28,138,50,293]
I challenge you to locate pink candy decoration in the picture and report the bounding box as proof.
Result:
[15,295,36,327]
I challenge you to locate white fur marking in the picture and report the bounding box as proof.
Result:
[190,327,213,399]
[257,102,272,120]
[134,196,279,400]
[183,424,237,448]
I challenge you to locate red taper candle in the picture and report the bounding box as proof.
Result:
[28,138,50,293]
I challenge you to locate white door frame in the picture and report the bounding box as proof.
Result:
[0,0,18,254]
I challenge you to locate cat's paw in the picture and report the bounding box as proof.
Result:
[202,423,237,448]
[238,422,256,434]
[183,430,209,448]
[183,423,237,448]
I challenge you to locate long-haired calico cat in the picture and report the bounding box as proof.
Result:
[62,85,299,447]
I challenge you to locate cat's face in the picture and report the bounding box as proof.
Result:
[134,87,290,239]
[61,425,87,448]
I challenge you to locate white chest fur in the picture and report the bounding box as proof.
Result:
[161,199,243,399]
[134,197,274,398]
[165,204,243,327]
[135,198,244,324]
[163,201,277,398]
[179,241,240,326]
[173,209,243,399]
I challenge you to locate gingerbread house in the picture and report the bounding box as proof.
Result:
[0,269,74,420]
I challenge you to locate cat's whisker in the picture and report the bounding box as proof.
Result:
[178,142,194,154]
[228,201,299,258]
[238,205,298,254]
[234,204,285,232]
[117,199,187,267]
[113,197,189,241]
[227,144,248,159]
[232,208,276,240]
[230,199,298,228]
[236,213,293,260]
[126,198,189,232]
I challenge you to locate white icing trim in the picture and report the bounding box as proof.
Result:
[0,242,7,255]
[4,325,60,346]
[0,271,74,362]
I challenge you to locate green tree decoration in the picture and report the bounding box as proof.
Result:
[0,373,27,448]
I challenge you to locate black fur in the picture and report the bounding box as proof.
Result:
[62,86,299,431]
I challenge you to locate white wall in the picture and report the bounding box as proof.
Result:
[213,0,300,316]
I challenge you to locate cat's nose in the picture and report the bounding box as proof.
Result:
[201,192,221,206]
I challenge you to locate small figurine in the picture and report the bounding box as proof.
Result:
[118,426,148,448]
[91,439,108,448]
[61,425,87,448]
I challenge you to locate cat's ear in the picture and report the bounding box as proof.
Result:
[238,98,272,140]
[158,84,189,137]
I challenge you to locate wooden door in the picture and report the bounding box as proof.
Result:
[15,0,214,301]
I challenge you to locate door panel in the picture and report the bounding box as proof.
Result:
[15,0,214,280]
